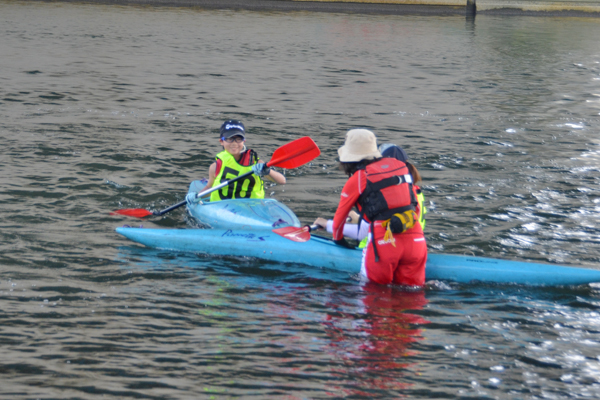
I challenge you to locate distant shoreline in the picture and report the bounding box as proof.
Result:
[25,0,600,17]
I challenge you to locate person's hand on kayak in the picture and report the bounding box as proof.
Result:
[313,217,328,229]
[313,214,355,230]
[185,192,199,205]
[251,162,271,177]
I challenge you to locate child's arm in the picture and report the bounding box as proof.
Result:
[205,162,217,188]
[264,169,286,185]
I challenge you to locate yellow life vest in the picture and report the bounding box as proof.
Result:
[210,150,265,202]
[416,187,427,230]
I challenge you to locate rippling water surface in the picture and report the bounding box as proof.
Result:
[2,1,600,398]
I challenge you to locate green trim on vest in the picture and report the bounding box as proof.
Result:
[416,188,426,230]
[210,150,265,201]
[358,235,368,249]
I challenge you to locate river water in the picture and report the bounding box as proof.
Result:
[2,1,600,398]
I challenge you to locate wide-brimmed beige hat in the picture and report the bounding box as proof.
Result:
[337,129,381,162]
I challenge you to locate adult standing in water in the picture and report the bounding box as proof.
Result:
[313,143,427,246]
[331,129,427,287]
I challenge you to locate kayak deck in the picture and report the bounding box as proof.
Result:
[187,180,300,229]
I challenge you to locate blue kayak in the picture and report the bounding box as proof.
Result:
[186,180,300,229]
[115,181,600,286]
[115,226,600,286]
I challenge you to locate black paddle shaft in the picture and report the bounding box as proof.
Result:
[153,170,255,216]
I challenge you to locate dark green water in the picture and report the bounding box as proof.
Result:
[2,1,600,398]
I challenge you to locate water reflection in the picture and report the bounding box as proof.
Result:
[324,284,429,396]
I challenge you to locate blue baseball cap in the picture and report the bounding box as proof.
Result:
[220,120,246,139]
[379,143,408,162]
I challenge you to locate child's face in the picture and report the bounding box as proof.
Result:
[220,135,245,158]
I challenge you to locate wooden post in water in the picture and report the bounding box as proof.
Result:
[466,0,476,16]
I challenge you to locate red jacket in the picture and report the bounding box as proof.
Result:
[332,159,423,241]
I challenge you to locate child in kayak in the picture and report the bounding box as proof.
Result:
[313,143,427,247]
[326,129,427,287]
[186,120,285,204]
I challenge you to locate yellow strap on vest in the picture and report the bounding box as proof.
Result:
[380,209,417,246]
[381,220,397,248]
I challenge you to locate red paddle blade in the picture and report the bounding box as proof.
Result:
[267,136,320,169]
[272,225,311,242]
[110,208,154,218]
